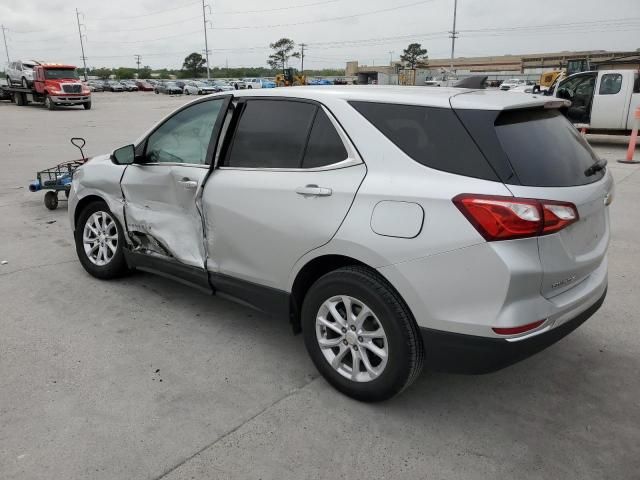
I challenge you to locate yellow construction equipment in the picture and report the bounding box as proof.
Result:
[275,68,306,87]
[539,69,565,89]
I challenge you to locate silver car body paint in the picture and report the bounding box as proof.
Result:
[69,86,611,343]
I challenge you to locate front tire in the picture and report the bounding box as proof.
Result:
[83,101,92,110]
[302,266,424,402]
[74,201,129,279]
[44,95,55,110]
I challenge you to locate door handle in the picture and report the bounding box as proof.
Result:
[178,178,198,190]
[295,184,333,197]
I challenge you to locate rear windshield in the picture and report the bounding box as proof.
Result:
[349,101,498,181]
[456,108,604,187]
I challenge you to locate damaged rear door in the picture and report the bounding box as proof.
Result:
[121,96,231,268]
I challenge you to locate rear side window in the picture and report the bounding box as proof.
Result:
[493,109,602,186]
[302,109,348,168]
[349,101,498,181]
[599,74,622,95]
[226,100,316,168]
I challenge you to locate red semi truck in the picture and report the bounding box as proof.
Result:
[2,63,91,110]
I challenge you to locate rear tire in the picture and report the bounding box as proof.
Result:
[74,201,129,280]
[15,93,25,106]
[302,266,424,402]
[44,191,58,210]
[6,75,11,86]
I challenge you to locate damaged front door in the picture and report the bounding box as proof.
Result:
[121,97,229,268]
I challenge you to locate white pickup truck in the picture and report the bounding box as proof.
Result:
[549,69,640,132]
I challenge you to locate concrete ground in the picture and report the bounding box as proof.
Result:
[1,92,639,480]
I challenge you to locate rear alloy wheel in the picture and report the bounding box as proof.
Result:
[302,266,424,402]
[74,201,128,279]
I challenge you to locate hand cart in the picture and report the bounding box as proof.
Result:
[28,138,88,210]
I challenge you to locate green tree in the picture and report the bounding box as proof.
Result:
[400,43,428,69]
[182,52,206,78]
[267,38,300,74]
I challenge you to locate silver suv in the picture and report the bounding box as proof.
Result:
[68,87,612,401]
[6,60,39,87]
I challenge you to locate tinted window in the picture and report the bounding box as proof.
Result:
[145,99,224,165]
[599,74,622,95]
[226,100,316,168]
[494,109,602,187]
[350,101,498,181]
[302,109,348,168]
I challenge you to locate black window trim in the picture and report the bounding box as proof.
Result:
[218,96,361,172]
[134,94,233,167]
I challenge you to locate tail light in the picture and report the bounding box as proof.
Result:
[492,319,545,335]
[453,194,578,241]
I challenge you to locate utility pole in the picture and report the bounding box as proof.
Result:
[389,51,394,66]
[300,43,306,82]
[1,25,9,63]
[449,0,459,73]
[202,0,211,79]
[134,54,141,76]
[75,9,88,81]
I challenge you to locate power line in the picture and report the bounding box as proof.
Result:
[92,0,201,21]
[211,0,439,30]
[219,0,339,14]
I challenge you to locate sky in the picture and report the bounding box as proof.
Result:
[1,0,639,71]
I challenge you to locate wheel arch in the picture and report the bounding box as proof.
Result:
[73,194,106,230]
[290,254,373,333]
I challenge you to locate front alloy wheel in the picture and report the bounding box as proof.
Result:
[74,201,129,279]
[83,211,118,266]
[316,295,388,382]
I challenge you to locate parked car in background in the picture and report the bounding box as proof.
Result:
[228,79,246,90]
[6,60,39,88]
[308,78,333,86]
[104,81,125,92]
[120,81,139,92]
[87,81,104,92]
[154,81,182,94]
[500,78,527,90]
[174,80,186,91]
[507,84,535,94]
[207,80,234,92]
[135,80,154,91]
[68,86,612,401]
[424,80,443,87]
[243,78,277,89]
[183,80,217,95]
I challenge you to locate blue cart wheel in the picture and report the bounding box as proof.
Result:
[44,191,58,210]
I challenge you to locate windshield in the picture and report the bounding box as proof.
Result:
[44,68,79,80]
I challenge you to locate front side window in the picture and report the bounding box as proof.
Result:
[599,74,622,95]
[145,99,224,165]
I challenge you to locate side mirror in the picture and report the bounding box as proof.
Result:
[111,144,136,165]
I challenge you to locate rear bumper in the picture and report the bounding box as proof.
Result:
[420,287,607,374]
